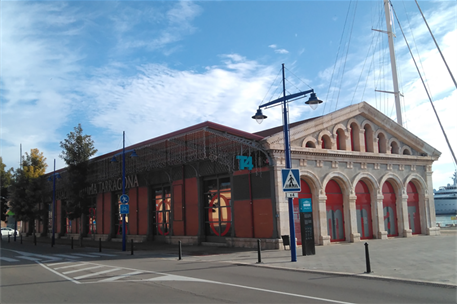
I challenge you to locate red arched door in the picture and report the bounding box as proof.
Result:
[355,181,373,239]
[407,182,421,234]
[382,181,398,236]
[293,179,312,245]
[326,180,345,242]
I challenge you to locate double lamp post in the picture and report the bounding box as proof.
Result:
[252,63,323,262]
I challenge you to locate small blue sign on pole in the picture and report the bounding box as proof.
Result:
[281,169,301,192]
[299,198,312,213]
[120,204,129,215]
[120,194,129,204]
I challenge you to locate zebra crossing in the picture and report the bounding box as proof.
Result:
[38,260,210,284]
[0,251,116,264]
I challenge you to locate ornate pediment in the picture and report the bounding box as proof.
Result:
[263,102,441,159]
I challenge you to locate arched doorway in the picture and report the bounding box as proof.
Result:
[326,180,345,242]
[382,181,398,236]
[407,182,421,234]
[355,180,373,239]
[293,179,312,245]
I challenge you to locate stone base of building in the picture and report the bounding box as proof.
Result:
[226,237,281,249]
[111,235,148,243]
[427,227,440,236]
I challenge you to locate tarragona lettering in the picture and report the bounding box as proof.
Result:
[85,175,139,195]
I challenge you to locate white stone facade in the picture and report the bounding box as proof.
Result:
[264,102,440,245]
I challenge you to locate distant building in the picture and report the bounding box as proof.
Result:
[28,102,440,248]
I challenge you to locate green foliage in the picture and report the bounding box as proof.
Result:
[60,124,97,219]
[0,157,14,221]
[8,150,49,223]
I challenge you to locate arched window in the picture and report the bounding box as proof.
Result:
[364,124,374,152]
[321,135,332,149]
[391,141,399,154]
[350,123,360,151]
[336,129,346,150]
[377,133,387,153]
[402,148,411,155]
[305,141,316,148]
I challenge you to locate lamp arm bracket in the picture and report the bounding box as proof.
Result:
[259,89,314,109]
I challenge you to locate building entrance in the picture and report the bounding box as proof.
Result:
[382,181,398,236]
[152,186,171,236]
[407,182,421,234]
[355,181,373,239]
[325,180,345,242]
[203,176,232,242]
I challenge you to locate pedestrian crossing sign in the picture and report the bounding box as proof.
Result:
[282,169,301,192]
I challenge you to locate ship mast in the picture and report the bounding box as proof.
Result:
[374,0,403,126]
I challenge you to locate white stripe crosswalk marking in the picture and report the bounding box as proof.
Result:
[54,263,89,270]
[74,268,121,280]
[93,253,116,257]
[71,253,100,258]
[46,261,72,266]
[51,254,82,259]
[63,265,105,274]
[98,271,144,282]
[0,257,19,262]
[17,256,42,261]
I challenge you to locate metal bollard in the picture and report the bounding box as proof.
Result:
[364,242,371,273]
[257,239,262,263]
[99,238,102,253]
[131,239,134,255]
[178,241,182,260]
[34,234,37,246]
[71,237,73,249]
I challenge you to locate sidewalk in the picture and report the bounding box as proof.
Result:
[11,229,457,288]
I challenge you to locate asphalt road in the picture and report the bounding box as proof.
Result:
[1,243,456,304]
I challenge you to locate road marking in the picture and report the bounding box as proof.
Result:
[37,261,81,285]
[63,265,105,274]
[93,253,116,257]
[51,254,82,259]
[0,257,19,262]
[98,271,144,282]
[145,274,210,282]
[54,263,89,270]
[17,256,42,261]
[74,268,121,280]
[46,261,72,266]
[71,253,101,258]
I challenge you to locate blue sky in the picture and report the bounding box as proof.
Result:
[1,0,456,188]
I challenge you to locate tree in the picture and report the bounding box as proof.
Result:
[8,149,48,228]
[60,124,97,220]
[0,157,14,222]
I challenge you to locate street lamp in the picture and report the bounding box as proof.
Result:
[47,159,61,247]
[110,131,138,251]
[252,63,323,262]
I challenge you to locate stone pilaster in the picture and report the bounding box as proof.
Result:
[400,194,412,237]
[349,195,360,242]
[317,195,330,245]
[376,195,388,239]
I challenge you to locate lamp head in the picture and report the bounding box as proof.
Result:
[110,156,118,163]
[130,150,138,158]
[305,92,323,110]
[252,108,268,124]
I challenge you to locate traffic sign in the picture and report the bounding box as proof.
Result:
[282,169,301,192]
[120,204,129,214]
[119,194,129,204]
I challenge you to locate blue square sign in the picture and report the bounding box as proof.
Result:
[281,169,301,192]
[120,204,129,215]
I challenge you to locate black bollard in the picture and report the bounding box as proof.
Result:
[71,237,73,249]
[8,235,10,243]
[99,238,102,253]
[131,239,134,255]
[34,234,37,246]
[257,239,262,264]
[178,241,182,260]
[364,242,371,273]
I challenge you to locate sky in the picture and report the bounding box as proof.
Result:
[1,0,456,189]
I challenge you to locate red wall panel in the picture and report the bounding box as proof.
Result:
[253,199,273,238]
[185,177,199,236]
[138,187,148,235]
[234,200,253,238]
[172,182,184,236]
[103,192,111,235]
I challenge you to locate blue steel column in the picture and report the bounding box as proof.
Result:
[52,159,56,246]
[122,131,126,251]
[281,63,297,262]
